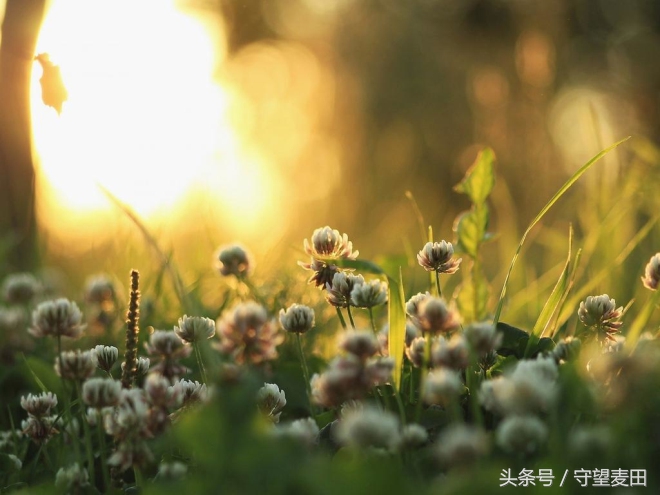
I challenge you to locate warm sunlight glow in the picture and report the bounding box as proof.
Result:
[31,0,274,234]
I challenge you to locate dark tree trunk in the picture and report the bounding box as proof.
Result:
[0,0,46,274]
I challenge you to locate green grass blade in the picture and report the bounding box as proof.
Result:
[492,136,630,325]
[388,267,407,391]
[626,289,660,346]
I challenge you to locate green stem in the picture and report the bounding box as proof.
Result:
[96,412,110,492]
[346,305,356,330]
[295,333,314,415]
[134,466,144,488]
[466,352,483,427]
[435,271,442,298]
[57,336,81,463]
[193,342,208,384]
[75,382,96,485]
[368,307,379,338]
[414,335,433,423]
[335,307,347,330]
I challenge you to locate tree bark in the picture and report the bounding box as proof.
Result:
[0,0,46,273]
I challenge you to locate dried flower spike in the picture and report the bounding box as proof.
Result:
[642,253,660,290]
[30,298,84,339]
[120,270,140,389]
[279,304,315,334]
[417,241,462,274]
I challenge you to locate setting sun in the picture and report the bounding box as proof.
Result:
[31,0,273,232]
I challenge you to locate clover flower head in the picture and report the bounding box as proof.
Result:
[20,392,57,418]
[335,407,400,451]
[82,378,121,408]
[158,461,188,480]
[415,297,461,335]
[642,253,660,290]
[171,379,208,408]
[55,463,90,491]
[146,330,189,358]
[577,294,623,342]
[144,373,181,409]
[21,415,58,445]
[299,226,359,288]
[55,350,96,381]
[406,337,427,368]
[405,292,431,320]
[175,315,216,343]
[274,418,320,447]
[216,244,253,278]
[257,383,287,423]
[91,345,118,372]
[496,415,548,454]
[423,368,463,405]
[417,240,462,274]
[432,334,470,370]
[30,298,84,339]
[325,272,364,308]
[0,307,25,334]
[216,302,283,365]
[435,424,489,468]
[350,279,388,308]
[340,330,380,360]
[84,274,116,305]
[398,424,428,450]
[2,273,40,305]
[552,337,581,363]
[279,304,315,334]
[463,322,502,357]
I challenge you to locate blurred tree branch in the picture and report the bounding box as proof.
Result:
[0,0,46,272]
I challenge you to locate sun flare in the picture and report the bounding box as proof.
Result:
[31,0,272,234]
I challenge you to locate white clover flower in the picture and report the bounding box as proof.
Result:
[279,304,315,334]
[91,345,118,372]
[257,383,287,423]
[2,273,40,305]
[158,461,188,480]
[553,337,581,363]
[417,241,462,274]
[84,275,116,305]
[432,334,469,370]
[55,350,96,381]
[578,294,623,343]
[171,379,208,408]
[21,415,57,445]
[335,407,401,451]
[216,244,252,278]
[82,378,121,408]
[146,330,190,358]
[423,368,463,405]
[55,463,90,491]
[405,337,426,368]
[398,424,428,450]
[326,272,365,308]
[274,418,320,447]
[463,322,502,357]
[350,279,388,309]
[340,330,379,360]
[30,298,84,339]
[0,307,25,334]
[405,292,431,319]
[496,415,548,454]
[107,439,153,472]
[298,227,359,289]
[175,315,216,343]
[642,253,660,290]
[415,297,461,335]
[20,392,58,418]
[144,374,181,409]
[435,424,489,467]
[104,389,149,437]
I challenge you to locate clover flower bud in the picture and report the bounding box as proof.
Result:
[325,272,364,308]
[335,407,401,451]
[174,315,216,343]
[55,350,96,381]
[2,273,40,305]
[279,304,315,334]
[340,331,379,360]
[577,294,623,343]
[216,244,253,278]
[257,383,287,423]
[20,392,58,418]
[423,368,463,405]
[435,424,489,468]
[642,253,660,290]
[91,345,118,372]
[82,378,121,408]
[55,463,90,491]
[30,298,84,339]
[417,241,462,274]
[350,279,388,308]
[496,415,547,454]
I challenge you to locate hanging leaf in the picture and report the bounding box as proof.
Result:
[456,276,489,323]
[454,147,495,206]
[454,205,489,258]
[34,53,68,115]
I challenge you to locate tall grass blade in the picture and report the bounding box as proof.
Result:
[388,268,407,391]
[492,136,630,324]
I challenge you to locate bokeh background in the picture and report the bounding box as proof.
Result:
[2,0,660,330]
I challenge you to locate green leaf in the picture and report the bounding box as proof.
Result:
[492,136,631,325]
[626,288,660,347]
[388,267,407,392]
[326,258,385,275]
[526,225,574,356]
[456,276,489,323]
[454,147,495,205]
[454,205,489,258]
[495,322,529,359]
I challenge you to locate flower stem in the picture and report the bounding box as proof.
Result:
[335,307,347,330]
[368,307,378,337]
[75,381,96,486]
[295,333,314,415]
[435,271,442,298]
[193,342,208,384]
[414,335,433,423]
[57,336,81,462]
[346,305,356,330]
[96,414,110,492]
[466,351,483,427]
